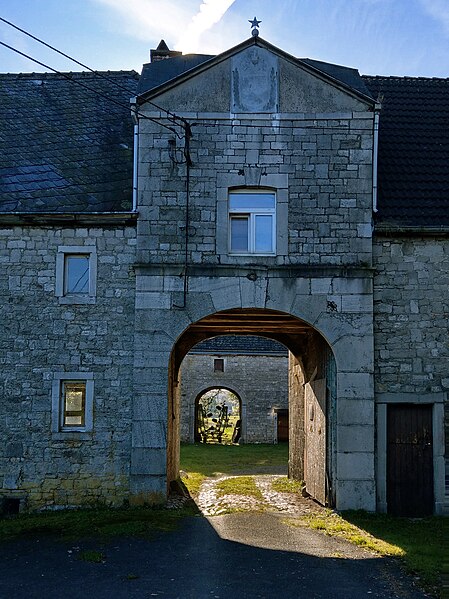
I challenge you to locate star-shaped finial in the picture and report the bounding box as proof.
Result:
[249,17,261,36]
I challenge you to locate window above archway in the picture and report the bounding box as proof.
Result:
[216,172,288,261]
[229,190,276,255]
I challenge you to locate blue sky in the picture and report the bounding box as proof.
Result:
[1,0,449,77]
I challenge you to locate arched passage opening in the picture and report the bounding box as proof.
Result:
[193,387,241,444]
[168,308,336,507]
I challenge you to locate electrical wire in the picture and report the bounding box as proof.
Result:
[0,16,188,127]
[0,17,378,134]
[0,40,182,136]
[0,31,377,203]
[0,28,376,135]
[188,117,375,133]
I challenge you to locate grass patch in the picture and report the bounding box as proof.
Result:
[215,476,264,501]
[180,471,205,497]
[180,442,288,498]
[287,510,444,596]
[271,477,304,494]
[0,505,196,542]
[180,442,288,477]
[344,511,444,595]
[289,510,404,556]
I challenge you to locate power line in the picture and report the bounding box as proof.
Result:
[0,21,376,136]
[0,17,378,135]
[0,16,188,128]
[187,116,377,133]
[0,40,183,136]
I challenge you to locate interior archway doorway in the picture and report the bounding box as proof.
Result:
[168,308,337,507]
[194,387,241,444]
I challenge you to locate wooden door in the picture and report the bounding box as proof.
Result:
[387,404,433,516]
[277,409,289,442]
[304,379,326,505]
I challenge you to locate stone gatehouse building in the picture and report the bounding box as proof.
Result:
[0,34,447,516]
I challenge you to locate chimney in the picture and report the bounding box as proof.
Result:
[150,40,182,62]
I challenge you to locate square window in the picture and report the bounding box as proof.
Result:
[229,190,276,255]
[56,246,97,304]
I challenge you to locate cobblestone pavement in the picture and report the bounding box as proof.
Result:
[197,474,326,517]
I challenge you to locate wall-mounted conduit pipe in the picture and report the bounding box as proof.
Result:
[372,107,381,213]
[173,123,193,309]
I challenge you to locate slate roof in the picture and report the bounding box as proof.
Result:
[0,71,139,213]
[136,37,373,104]
[137,54,214,96]
[1,53,448,228]
[302,59,373,98]
[190,335,288,356]
[363,76,449,227]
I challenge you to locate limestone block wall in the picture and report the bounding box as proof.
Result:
[373,235,448,511]
[136,112,374,269]
[180,353,289,443]
[0,224,137,510]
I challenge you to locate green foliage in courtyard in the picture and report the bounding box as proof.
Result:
[180,442,288,476]
[271,477,304,494]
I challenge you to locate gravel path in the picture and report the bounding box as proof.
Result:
[197,473,326,517]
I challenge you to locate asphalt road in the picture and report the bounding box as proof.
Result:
[0,512,430,599]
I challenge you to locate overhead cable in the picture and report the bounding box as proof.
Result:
[0,16,188,127]
[0,39,181,135]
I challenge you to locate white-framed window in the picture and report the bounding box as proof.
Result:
[51,372,94,434]
[229,190,276,255]
[55,246,97,304]
[64,255,89,294]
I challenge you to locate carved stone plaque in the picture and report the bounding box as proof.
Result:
[231,47,279,113]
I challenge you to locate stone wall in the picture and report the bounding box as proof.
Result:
[136,114,374,269]
[373,236,448,396]
[180,352,289,443]
[373,235,448,509]
[0,224,137,510]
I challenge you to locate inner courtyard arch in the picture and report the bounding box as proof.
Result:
[193,387,241,444]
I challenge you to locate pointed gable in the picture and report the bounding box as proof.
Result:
[137,37,374,114]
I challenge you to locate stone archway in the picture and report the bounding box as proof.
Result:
[192,387,242,444]
[131,269,375,512]
[167,308,337,507]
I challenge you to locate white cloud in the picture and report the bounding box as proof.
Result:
[419,0,449,34]
[92,0,195,44]
[175,0,237,53]
[91,0,236,52]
